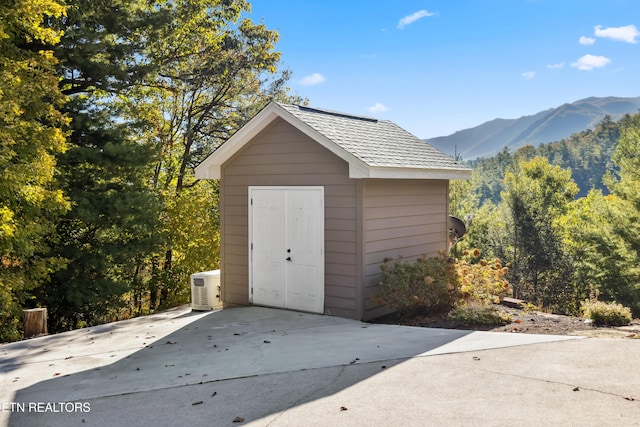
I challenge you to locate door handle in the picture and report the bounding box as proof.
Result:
[286,257,292,261]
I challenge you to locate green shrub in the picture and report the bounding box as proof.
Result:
[448,302,512,326]
[376,252,459,315]
[581,300,632,326]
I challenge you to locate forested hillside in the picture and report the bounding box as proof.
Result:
[428,96,640,160]
[450,112,640,317]
[466,114,623,204]
[0,0,301,342]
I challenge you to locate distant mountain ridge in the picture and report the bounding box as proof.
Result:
[426,96,640,160]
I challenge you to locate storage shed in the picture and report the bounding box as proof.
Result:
[195,102,471,320]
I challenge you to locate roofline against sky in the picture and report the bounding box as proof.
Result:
[195,102,471,181]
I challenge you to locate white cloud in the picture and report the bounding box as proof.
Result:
[521,71,536,79]
[571,54,611,70]
[299,73,326,86]
[579,36,596,45]
[397,10,434,29]
[594,24,639,43]
[367,102,388,113]
[547,62,565,69]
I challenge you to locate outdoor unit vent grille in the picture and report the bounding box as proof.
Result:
[190,270,220,311]
[193,278,208,306]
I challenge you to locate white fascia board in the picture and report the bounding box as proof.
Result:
[194,104,282,180]
[363,167,472,180]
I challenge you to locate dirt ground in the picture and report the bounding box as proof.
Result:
[370,304,640,339]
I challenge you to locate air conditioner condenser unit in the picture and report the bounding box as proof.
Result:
[190,270,221,311]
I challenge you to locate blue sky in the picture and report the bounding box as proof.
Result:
[246,1,640,139]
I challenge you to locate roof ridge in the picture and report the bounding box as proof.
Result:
[282,103,379,123]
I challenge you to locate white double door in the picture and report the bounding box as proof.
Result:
[249,186,324,314]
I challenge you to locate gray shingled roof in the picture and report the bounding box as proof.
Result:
[278,103,468,171]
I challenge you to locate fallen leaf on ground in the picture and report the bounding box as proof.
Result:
[232,416,245,422]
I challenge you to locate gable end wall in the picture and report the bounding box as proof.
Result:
[220,118,361,319]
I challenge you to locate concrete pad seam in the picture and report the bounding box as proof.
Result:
[454,362,640,404]
[254,323,367,335]
[261,365,350,427]
[34,358,395,403]
[417,335,585,358]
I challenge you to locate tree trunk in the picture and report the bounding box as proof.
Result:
[150,256,159,310]
[23,308,47,338]
[159,249,172,308]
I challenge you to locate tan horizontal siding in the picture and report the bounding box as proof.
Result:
[325,252,357,265]
[364,192,446,208]
[326,285,357,300]
[325,262,357,277]
[363,239,444,270]
[325,273,358,287]
[325,295,358,310]
[361,179,449,320]
[325,195,356,208]
[363,180,446,196]
[224,161,347,176]
[365,233,440,254]
[365,203,445,219]
[220,119,358,317]
[325,240,357,254]
[365,214,433,231]
[230,151,335,166]
[325,229,357,243]
[325,218,357,231]
[324,306,357,319]
[365,222,444,243]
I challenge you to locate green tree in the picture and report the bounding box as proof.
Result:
[601,112,640,314]
[0,0,68,341]
[558,191,626,311]
[501,157,579,312]
[39,0,168,330]
[558,115,640,316]
[122,0,301,308]
[40,106,165,330]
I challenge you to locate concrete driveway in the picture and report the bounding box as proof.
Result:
[1,306,639,426]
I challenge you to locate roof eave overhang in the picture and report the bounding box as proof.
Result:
[351,167,472,180]
[195,102,473,181]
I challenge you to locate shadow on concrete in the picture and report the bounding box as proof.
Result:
[6,306,480,426]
